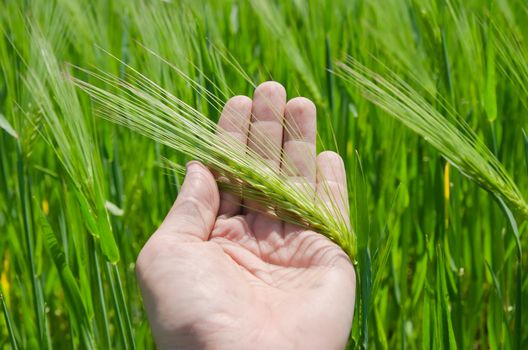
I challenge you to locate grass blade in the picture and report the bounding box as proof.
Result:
[353,152,371,347]
[0,113,18,139]
[495,197,522,350]
[523,129,528,174]
[0,285,19,350]
[37,202,96,349]
[16,143,46,344]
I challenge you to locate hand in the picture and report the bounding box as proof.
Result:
[136,82,356,350]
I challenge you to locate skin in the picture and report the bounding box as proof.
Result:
[136,82,356,350]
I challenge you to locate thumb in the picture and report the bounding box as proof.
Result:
[157,161,219,241]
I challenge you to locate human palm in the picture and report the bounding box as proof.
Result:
[136,82,356,350]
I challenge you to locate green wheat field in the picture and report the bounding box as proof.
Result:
[1,0,528,348]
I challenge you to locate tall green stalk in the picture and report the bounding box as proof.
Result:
[16,143,46,345]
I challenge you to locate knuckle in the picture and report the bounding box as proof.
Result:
[167,200,209,233]
[178,196,203,216]
[182,185,217,214]
[184,172,218,204]
[186,169,209,185]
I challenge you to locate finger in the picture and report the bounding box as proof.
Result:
[245,81,286,214]
[216,95,252,216]
[247,81,286,170]
[156,161,219,241]
[316,151,349,227]
[282,97,317,235]
[281,97,316,193]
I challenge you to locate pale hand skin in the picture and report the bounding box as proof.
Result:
[136,82,356,350]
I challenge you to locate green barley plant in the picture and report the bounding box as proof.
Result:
[335,57,528,222]
[73,60,356,258]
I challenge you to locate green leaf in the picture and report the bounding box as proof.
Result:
[1,286,19,350]
[37,206,96,349]
[354,151,369,251]
[494,197,522,350]
[72,187,98,236]
[496,197,521,259]
[523,129,528,175]
[0,113,18,139]
[353,152,371,348]
[96,202,120,264]
[422,287,431,350]
[485,25,497,122]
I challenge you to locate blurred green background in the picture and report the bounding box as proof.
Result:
[1,0,528,348]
